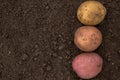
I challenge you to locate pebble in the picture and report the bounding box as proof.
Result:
[53,78,56,80]
[22,54,28,61]
[67,76,70,80]
[118,50,120,53]
[107,55,111,61]
[0,63,3,69]
[66,50,70,55]
[42,63,47,67]
[68,41,72,44]
[46,65,52,71]
[8,51,11,55]
[58,44,65,50]
[65,55,70,59]
[18,61,22,65]
[52,53,57,57]
[45,5,49,10]
[58,34,62,38]
[33,57,37,61]
[0,43,3,48]
[28,73,32,76]
[111,63,114,65]
[35,44,39,48]
[22,68,27,74]
[35,52,40,56]
[59,56,63,60]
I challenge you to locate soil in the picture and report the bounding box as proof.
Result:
[0,0,120,80]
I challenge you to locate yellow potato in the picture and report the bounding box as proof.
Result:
[77,1,107,25]
[74,26,102,52]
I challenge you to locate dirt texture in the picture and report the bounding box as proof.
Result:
[0,0,120,80]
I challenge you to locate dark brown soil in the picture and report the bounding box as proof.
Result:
[0,0,120,80]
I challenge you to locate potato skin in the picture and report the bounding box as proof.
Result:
[77,1,107,25]
[72,53,103,79]
[74,26,102,52]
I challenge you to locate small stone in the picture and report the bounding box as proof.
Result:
[22,68,27,74]
[72,15,75,18]
[67,76,70,80]
[52,53,57,57]
[53,41,57,45]
[43,28,46,31]
[107,55,111,61]
[68,41,72,44]
[118,50,120,53]
[28,73,32,76]
[68,61,71,64]
[35,44,39,48]
[33,57,37,61]
[22,54,28,61]
[0,43,3,48]
[53,78,56,80]
[116,66,118,70]
[39,35,42,38]
[58,34,62,38]
[51,74,54,77]
[58,44,65,50]
[0,63,3,69]
[46,65,52,71]
[45,5,49,9]
[42,63,47,67]
[18,61,22,65]
[59,56,63,60]
[35,52,40,56]
[111,63,114,65]
[65,55,70,59]
[8,51,11,55]
[66,50,70,54]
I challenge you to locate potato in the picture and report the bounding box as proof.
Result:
[77,1,107,25]
[72,53,103,79]
[74,26,102,52]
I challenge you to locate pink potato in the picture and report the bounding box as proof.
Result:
[72,53,103,79]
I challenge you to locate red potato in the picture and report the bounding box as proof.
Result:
[72,53,103,79]
[74,26,102,52]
